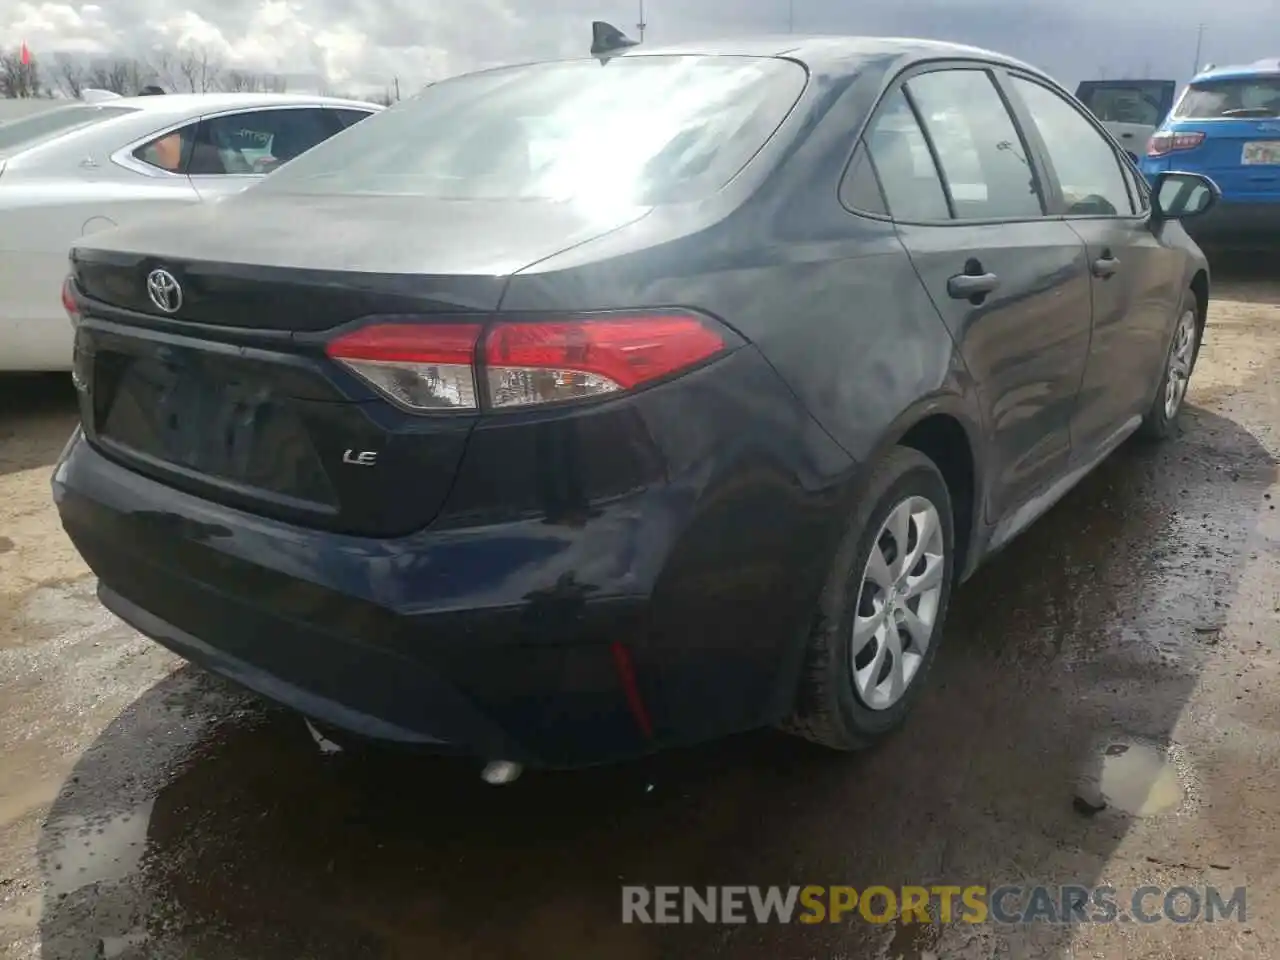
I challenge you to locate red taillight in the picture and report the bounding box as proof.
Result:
[61,276,81,324]
[326,322,482,411]
[324,312,732,413]
[1146,131,1205,157]
[484,314,727,409]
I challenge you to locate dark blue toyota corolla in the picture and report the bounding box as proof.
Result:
[54,34,1218,773]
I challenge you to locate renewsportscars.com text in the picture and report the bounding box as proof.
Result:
[621,885,1246,925]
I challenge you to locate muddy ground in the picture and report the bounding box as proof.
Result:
[1,266,1278,959]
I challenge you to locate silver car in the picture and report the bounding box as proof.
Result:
[0,92,382,372]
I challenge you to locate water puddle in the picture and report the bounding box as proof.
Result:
[42,800,154,898]
[1077,740,1183,816]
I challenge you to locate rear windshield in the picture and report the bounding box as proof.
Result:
[1076,82,1172,126]
[0,105,136,154]
[257,55,808,204]
[1174,76,1280,118]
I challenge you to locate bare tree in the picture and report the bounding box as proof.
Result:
[87,59,132,95]
[53,53,87,99]
[0,48,44,98]
[148,51,180,92]
[176,46,223,93]
[214,68,287,93]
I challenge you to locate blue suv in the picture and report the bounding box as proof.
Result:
[1139,59,1280,248]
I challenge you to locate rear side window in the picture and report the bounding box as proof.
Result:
[905,69,1043,219]
[0,105,135,154]
[1076,82,1172,126]
[257,56,807,204]
[1174,77,1280,118]
[839,142,887,215]
[132,122,199,174]
[863,88,950,221]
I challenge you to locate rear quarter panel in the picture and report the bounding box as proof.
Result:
[495,56,983,733]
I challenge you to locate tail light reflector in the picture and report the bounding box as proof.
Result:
[61,276,81,325]
[484,314,728,409]
[325,312,734,413]
[326,322,482,411]
[1146,131,1204,157]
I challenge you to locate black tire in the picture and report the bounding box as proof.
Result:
[1138,287,1201,441]
[784,446,956,751]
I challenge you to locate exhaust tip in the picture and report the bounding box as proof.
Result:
[480,760,523,785]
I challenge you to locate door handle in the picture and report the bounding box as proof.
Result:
[1120,132,1134,139]
[1092,255,1120,278]
[947,272,1000,300]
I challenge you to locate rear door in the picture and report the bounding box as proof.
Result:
[187,106,348,200]
[867,66,1093,522]
[1075,80,1177,158]
[1010,73,1181,456]
[1166,74,1280,201]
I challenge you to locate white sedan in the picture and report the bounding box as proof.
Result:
[0,92,383,371]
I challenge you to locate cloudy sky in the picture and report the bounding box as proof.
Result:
[2,0,1275,95]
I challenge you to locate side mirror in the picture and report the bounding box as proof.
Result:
[1151,171,1220,220]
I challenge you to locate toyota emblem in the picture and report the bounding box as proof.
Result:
[146,268,182,314]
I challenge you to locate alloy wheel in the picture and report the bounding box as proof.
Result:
[1164,308,1198,421]
[850,495,945,710]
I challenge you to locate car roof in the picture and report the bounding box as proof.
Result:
[1193,58,1280,82]
[72,92,383,116]
[607,34,1042,75]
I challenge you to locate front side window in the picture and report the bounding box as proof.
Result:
[863,87,950,221]
[1120,156,1149,213]
[191,108,341,176]
[1174,77,1280,119]
[257,56,808,205]
[906,69,1044,220]
[1010,76,1134,216]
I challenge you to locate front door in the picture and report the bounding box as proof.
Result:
[1010,74,1185,456]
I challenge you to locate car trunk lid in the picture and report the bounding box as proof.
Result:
[69,194,650,537]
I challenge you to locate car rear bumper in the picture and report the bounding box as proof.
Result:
[52,347,853,767]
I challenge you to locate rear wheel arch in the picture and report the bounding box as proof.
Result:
[867,397,985,578]
[895,413,978,578]
[1189,268,1209,331]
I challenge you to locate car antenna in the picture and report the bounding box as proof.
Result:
[591,20,640,63]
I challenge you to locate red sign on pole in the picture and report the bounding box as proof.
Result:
[19,41,31,65]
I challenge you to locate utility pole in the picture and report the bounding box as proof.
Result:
[393,76,400,101]
[1191,23,1205,77]
[637,0,646,42]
